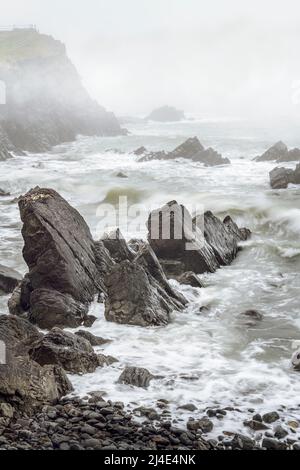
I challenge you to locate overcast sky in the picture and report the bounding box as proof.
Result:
[1,0,300,120]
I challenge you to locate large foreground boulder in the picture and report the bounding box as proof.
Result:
[139,137,230,166]
[15,187,100,328]
[147,201,250,279]
[0,315,42,356]
[0,265,22,294]
[0,315,72,409]
[28,328,106,374]
[269,164,300,189]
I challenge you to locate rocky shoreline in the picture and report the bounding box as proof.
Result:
[1,395,299,450]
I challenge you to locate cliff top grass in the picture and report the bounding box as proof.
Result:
[0,29,64,64]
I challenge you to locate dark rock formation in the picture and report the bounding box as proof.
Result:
[0,265,22,294]
[269,164,300,189]
[133,146,147,156]
[105,259,182,327]
[175,271,203,288]
[0,315,42,356]
[15,187,100,328]
[291,349,300,371]
[0,29,123,155]
[147,201,250,278]
[255,141,300,163]
[146,106,185,122]
[8,275,32,316]
[102,229,135,263]
[118,367,154,388]
[139,137,230,166]
[75,330,111,347]
[28,328,105,374]
[0,316,72,410]
[255,141,288,162]
[240,310,263,322]
[147,201,219,276]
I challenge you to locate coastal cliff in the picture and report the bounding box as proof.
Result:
[0,29,124,154]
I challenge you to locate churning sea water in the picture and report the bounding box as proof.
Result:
[0,118,300,437]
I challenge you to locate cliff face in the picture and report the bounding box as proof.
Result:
[0,29,123,154]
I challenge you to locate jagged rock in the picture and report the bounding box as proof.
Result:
[175,272,203,288]
[168,137,204,159]
[269,167,294,189]
[28,289,89,330]
[0,265,22,294]
[0,315,42,356]
[101,229,135,263]
[118,367,154,388]
[133,146,147,156]
[75,330,111,347]
[0,353,72,409]
[28,328,101,374]
[139,137,230,166]
[146,106,185,122]
[94,240,115,297]
[147,201,219,276]
[8,275,32,316]
[278,147,300,163]
[147,201,250,278]
[223,215,251,241]
[134,243,187,310]
[203,211,239,265]
[16,187,100,328]
[255,141,288,162]
[270,164,300,189]
[105,260,179,326]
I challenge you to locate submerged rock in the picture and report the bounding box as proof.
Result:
[173,271,203,288]
[118,367,154,388]
[0,188,10,196]
[28,328,102,374]
[15,187,100,328]
[0,265,22,294]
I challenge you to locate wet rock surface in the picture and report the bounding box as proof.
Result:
[0,265,22,294]
[147,201,250,278]
[0,396,298,450]
[139,137,230,166]
[270,164,300,189]
[16,187,100,328]
[118,367,154,388]
[28,328,102,374]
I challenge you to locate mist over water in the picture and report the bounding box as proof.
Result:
[1,118,300,437]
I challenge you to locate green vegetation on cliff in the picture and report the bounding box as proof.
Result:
[0,29,65,64]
